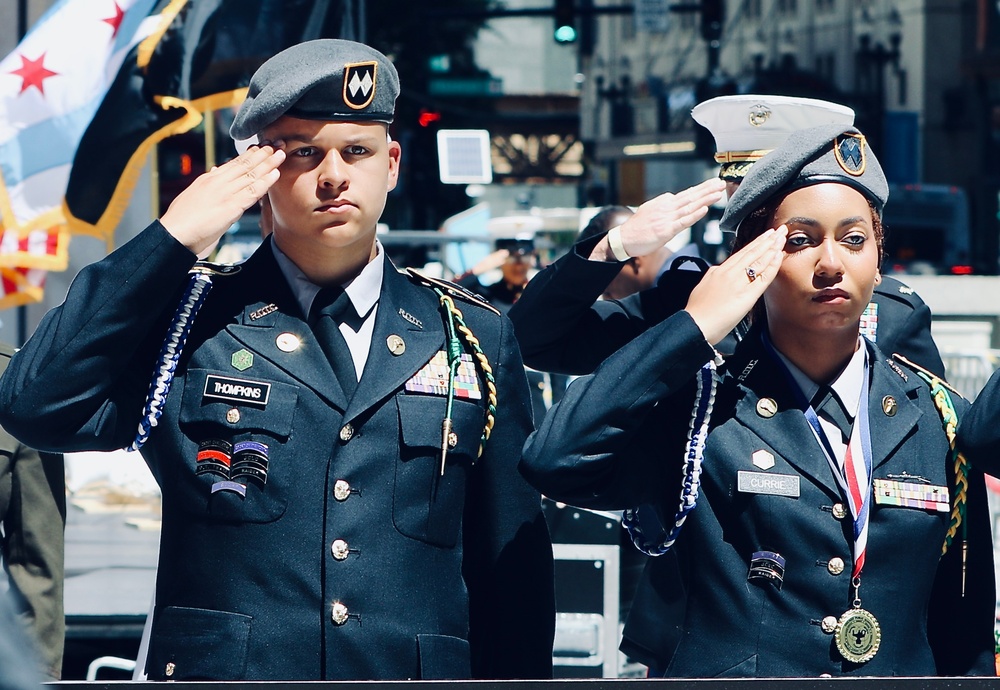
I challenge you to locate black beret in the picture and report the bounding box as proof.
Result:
[231,39,399,141]
[720,124,889,233]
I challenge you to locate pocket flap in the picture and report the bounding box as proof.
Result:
[180,369,298,437]
[416,633,471,679]
[398,394,481,459]
[147,606,251,680]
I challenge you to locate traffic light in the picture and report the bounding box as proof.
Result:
[553,0,577,43]
[700,0,724,41]
[418,108,442,128]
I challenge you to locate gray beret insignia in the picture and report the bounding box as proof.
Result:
[835,134,866,176]
[344,61,378,110]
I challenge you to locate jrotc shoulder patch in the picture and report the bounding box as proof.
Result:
[404,268,501,316]
[344,61,377,110]
[834,133,866,177]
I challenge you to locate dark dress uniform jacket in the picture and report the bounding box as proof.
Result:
[520,310,996,677]
[0,222,555,681]
[0,343,65,680]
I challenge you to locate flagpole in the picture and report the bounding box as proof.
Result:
[151,146,160,222]
[15,0,27,347]
[205,109,216,171]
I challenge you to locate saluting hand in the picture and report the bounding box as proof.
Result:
[686,225,788,346]
[160,143,286,257]
[589,178,727,262]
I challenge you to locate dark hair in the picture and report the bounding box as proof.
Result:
[730,185,885,323]
[579,205,634,243]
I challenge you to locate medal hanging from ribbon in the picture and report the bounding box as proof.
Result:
[763,334,881,664]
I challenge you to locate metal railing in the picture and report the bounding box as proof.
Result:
[941,349,1000,400]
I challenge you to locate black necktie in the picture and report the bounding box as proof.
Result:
[310,286,358,397]
[812,385,853,444]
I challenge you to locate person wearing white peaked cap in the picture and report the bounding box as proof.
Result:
[692,94,855,188]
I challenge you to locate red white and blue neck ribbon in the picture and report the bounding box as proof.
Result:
[763,333,873,579]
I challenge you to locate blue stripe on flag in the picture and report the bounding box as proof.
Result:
[0,104,105,184]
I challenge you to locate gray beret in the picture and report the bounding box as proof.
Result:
[231,39,399,140]
[720,124,889,233]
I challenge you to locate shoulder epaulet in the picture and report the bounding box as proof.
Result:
[890,353,962,397]
[873,277,924,307]
[404,268,501,317]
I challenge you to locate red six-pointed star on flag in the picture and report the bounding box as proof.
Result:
[8,53,59,95]
[101,2,125,37]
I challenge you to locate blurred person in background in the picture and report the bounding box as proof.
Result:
[0,339,65,681]
[457,237,565,425]
[0,588,44,690]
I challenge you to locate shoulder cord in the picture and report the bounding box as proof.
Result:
[127,272,214,452]
[912,370,968,557]
[914,369,970,596]
[434,290,497,462]
[623,359,718,556]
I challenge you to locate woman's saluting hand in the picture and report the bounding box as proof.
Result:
[686,225,787,346]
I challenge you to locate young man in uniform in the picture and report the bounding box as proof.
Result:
[0,39,553,681]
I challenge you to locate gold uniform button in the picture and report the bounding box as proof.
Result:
[821,616,838,634]
[756,398,778,418]
[827,557,846,576]
[386,334,406,356]
[339,424,354,442]
[331,601,349,625]
[831,503,847,520]
[276,332,301,352]
[165,662,176,677]
[882,395,898,417]
[331,539,350,561]
[333,480,351,501]
[226,408,241,424]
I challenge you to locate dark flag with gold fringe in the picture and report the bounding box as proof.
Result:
[65,0,335,243]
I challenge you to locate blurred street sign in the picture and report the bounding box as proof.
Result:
[429,76,503,97]
[635,0,670,32]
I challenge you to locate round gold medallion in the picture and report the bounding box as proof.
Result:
[835,607,881,663]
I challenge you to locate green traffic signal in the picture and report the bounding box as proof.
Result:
[554,24,577,42]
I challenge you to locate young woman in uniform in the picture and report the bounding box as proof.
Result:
[521,124,996,678]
